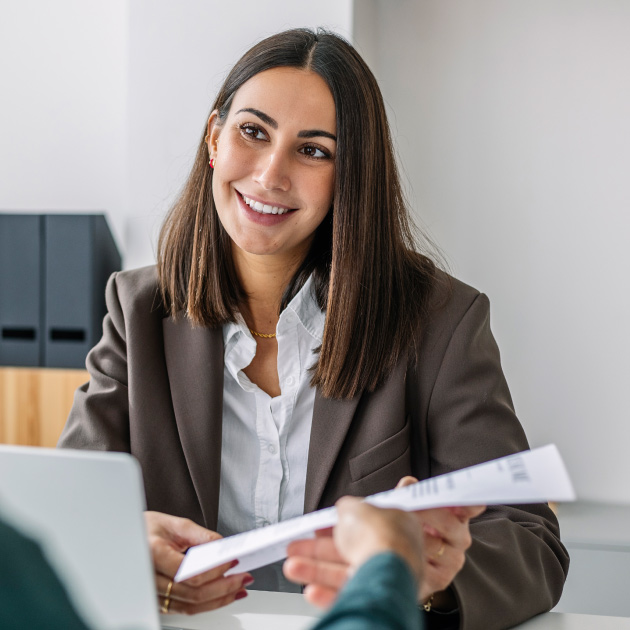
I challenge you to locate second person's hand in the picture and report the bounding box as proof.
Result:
[283,477,485,609]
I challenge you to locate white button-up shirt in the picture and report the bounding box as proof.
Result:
[217,276,325,539]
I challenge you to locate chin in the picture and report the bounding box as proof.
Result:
[234,238,285,257]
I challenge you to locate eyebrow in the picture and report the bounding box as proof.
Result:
[235,107,337,142]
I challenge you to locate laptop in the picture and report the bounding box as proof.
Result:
[0,445,160,630]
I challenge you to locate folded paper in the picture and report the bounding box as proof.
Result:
[175,444,575,582]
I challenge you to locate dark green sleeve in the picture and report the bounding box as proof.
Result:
[311,552,424,630]
[0,516,91,630]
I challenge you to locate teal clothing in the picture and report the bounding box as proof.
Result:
[313,552,424,630]
[0,516,90,630]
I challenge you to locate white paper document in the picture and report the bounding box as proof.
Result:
[175,444,575,582]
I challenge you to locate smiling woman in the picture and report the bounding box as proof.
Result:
[59,28,569,630]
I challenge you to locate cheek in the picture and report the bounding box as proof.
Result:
[215,139,253,185]
[299,169,335,211]
[315,175,335,218]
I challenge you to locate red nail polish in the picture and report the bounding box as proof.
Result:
[242,576,255,587]
[235,589,248,600]
[230,559,240,569]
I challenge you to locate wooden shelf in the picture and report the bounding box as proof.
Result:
[0,367,89,447]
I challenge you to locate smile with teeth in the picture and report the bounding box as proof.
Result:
[241,193,294,215]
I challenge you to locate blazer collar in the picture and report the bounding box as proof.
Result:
[305,391,361,513]
[163,315,224,530]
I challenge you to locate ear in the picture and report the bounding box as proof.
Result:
[206,110,221,159]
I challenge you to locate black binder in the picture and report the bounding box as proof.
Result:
[0,214,44,367]
[43,214,121,369]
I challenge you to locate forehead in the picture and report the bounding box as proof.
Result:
[230,67,336,133]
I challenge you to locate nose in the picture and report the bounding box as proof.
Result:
[253,149,291,192]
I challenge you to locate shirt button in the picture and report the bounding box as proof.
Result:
[268,444,276,454]
[285,375,295,386]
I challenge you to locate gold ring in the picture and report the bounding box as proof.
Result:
[436,540,446,558]
[161,579,174,614]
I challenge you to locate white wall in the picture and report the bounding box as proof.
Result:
[355,0,630,503]
[0,0,128,249]
[0,0,353,268]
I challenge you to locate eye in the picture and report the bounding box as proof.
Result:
[238,123,267,141]
[300,144,331,160]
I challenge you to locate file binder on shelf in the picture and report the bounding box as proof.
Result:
[0,214,44,367]
[44,214,121,369]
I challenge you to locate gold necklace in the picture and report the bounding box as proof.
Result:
[249,329,276,339]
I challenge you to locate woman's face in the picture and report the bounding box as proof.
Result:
[208,67,336,263]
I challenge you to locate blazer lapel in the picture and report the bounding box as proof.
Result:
[304,390,361,513]
[163,316,224,530]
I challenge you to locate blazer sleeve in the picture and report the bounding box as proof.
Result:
[58,272,131,453]
[418,291,569,630]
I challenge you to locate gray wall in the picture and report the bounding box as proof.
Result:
[355,0,630,503]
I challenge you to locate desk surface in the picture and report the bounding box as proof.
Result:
[161,590,630,630]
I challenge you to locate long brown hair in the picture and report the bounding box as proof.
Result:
[158,28,437,399]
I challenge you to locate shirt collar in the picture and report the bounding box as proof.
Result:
[279,275,325,342]
[222,275,325,349]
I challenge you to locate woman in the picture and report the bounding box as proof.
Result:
[59,28,568,629]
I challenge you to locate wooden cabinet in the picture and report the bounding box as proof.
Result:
[0,367,88,447]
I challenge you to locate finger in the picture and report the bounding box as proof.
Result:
[424,534,448,561]
[304,584,338,609]
[396,475,418,488]
[150,536,189,578]
[152,533,236,586]
[315,527,334,538]
[160,587,248,616]
[287,537,344,564]
[418,534,468,602]
[423,520,472,556]
[449,505,486,521]
[180,559,241,588]
[283,555,349,590]
[156,571,252,605]
[147,512,223,552]
[169,517,223,550]
[419,509,473,550]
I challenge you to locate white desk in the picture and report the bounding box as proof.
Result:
[554,501,630,616]
[162,590,319,630]
[161,591,630,630]
[518,612,630,629]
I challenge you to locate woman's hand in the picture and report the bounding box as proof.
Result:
[145,511,254,615]
[395,476,485,606]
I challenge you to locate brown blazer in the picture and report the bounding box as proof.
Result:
[59,265,569,630]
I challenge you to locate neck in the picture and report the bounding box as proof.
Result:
[232,246,306,333]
